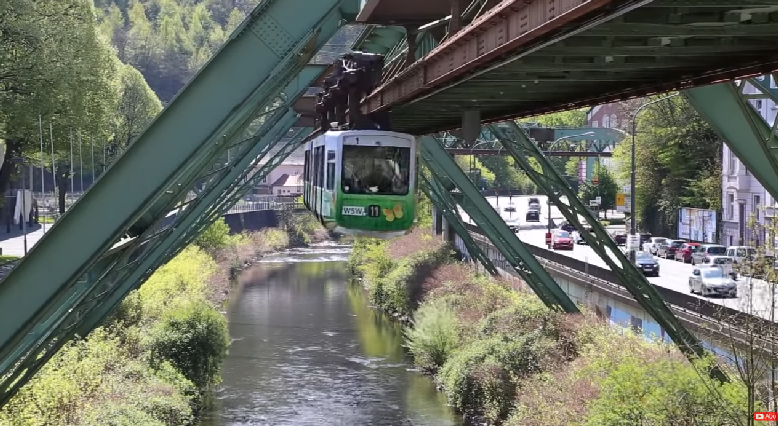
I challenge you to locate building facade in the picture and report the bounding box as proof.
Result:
[255,161,304,195]
[586,103,627,176]
[721,77,778,247]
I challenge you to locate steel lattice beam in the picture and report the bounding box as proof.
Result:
[419,174,498,276]
[0,0,360,404]
[684,78,778,202]
[486,121,728,382]
[419,135,578,313]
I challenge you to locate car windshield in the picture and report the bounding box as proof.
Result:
[636,252,653,262]
[341,145,411,195]
[671,241,684,247]
[702,269,724,279]
[654,238,667,244]
[557,231,570,238]
[706,246,727,255]
[736,248,756,257]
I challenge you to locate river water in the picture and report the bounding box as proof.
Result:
[199,243,462,426]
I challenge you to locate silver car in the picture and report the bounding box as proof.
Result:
[688,267,737,298]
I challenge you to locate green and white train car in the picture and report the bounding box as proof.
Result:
[302,130,417,239]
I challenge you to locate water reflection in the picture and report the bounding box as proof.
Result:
[200,248,461,426]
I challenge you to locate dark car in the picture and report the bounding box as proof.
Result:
[612,231,627,245]
[526,210,540,222]
[528,197,539,206]
[639,233,652,250]
[559,221,575,233]
[635,251,659,277]
[658,239,685,259]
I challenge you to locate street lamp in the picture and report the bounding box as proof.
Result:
[10,157,28,256]
[629,93,680,261]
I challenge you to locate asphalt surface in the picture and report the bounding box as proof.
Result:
[459,195,778,321]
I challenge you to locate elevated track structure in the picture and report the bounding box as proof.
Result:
[3,0,778,404]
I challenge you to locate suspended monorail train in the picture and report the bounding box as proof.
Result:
[303,130,418,238]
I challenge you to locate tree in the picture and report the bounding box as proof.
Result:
[579,164,618,218]
[0,0,121,207]
[611,95,721,235]
[114,63,163,151]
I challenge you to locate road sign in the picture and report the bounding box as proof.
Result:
[616,193,626,212]
[595,196,601,204]
[589,200,599,207]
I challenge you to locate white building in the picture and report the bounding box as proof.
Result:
[721,76,778,247]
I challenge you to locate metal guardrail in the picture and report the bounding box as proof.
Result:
[463,223,778,340]
[224,201,305,214]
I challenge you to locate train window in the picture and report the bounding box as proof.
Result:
[316,146,325,187]
[303,149,310,183]
[326,150,335,190]
[341,145,411,195]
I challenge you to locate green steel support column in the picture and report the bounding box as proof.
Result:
[419,175,498,276]
[488,121,727,382]
[0,115,304,405]
[0,61,324,384]
[419,136,578,313]
[0,0,360,374]
[685,81,778,200]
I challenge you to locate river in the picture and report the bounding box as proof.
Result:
[199,243,462,426]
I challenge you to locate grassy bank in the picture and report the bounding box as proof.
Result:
[0,213,327,426]
[350,231,751,425]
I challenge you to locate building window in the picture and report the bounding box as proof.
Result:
[592,120,599,128]
[610,114,618,129]
[754,194,761,220]
[729,150,737,174]
[728,193,735,220]
[755,99,763,110]
[602,115,610,128]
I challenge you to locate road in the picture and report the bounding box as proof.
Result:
[458,195,778,322]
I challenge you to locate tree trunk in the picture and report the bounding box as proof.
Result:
[57,164,69,214]
[0,138,23,208]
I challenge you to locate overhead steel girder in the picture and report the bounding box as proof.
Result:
[486,121,728,383]
[684,79,778,201]
[0,107,307,406]
[419,136,578,313]
[0,0,360,384]
[419,173,498,276]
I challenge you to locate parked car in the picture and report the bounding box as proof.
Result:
[526,210,540,222]
[634,251,660,277]
[675,242,700,263]
[552,230,574,250]
[725,245,756,264]
[690,244,727,265]
[657,239,685,259]
[689,267,737,298]
[643,237,669,255]
[707,255,736,278]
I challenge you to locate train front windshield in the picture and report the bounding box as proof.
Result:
[341,145,411,195]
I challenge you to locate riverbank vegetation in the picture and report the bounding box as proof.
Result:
[350,230,751,425]
[0,214,326,425]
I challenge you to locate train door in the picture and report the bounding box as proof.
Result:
[322,137,336,217]
[303,145,311,209]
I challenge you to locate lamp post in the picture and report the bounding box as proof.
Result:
[629,93,679,261]
[11,157,28,256]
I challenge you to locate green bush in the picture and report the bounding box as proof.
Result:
[149,302,230,390]
[195,218,231,251]
[439,334,553,423]
[405,298,459,372]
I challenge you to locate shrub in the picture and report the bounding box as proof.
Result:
[195,218,231,251]
[149,301,229,390]
[405,298,459,372]
[438,334,553,423]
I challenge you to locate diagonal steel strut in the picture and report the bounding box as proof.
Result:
[420,136,578,313]
[419,173,499,276]
[487,121,727,382]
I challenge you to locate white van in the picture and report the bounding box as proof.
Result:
[725,246,756,264]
